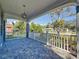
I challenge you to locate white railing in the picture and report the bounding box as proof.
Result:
[29,32,77,53]
[29,32,47,43]
[48,33,77,52]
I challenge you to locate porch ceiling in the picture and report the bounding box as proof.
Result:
[0,0,68,20]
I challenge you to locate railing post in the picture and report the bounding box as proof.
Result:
[54,36,55,46]
[46,30,49,45]
[56,36,58,47]
[64,37,65,50]
[52,36,54,46]
[55,36,56,46]
[52,36,53,46]
[55,36,56,47]
[61,37,62,49]
[67,36,69,51]
[59,36,61,48]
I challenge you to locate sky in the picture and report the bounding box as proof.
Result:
[7,6,76,25]
[30,5,76,25]
[7,19,18,24]
[30,13,52,25]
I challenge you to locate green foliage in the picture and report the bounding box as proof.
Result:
[30,23,36,32]
[53,19,64,28]
[14,21,26,34]
[30,22,43,33]
[65,23,75,31]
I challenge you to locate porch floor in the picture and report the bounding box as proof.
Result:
[0,38,63,59]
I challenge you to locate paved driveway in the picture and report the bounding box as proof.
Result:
[0,38,63,59]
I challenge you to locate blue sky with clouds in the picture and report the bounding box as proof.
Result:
[30,13,52,25]
[30,6,76,25]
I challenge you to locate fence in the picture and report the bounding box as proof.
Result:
[6,31,26,39]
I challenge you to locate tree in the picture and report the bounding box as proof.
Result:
[53,19,64,28]
[65,23,75,31]
[14,21,26,34]
[30,22,43,33]
[30,22,36,32]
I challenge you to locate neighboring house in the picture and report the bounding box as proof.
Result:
[43,24,55,33]
[6,24,13,35]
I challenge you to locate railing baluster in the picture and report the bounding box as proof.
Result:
[67,36,69,51]
[52,35,53,46]
[53,35,55,46]
[54,35,56,46]
[72,36,74,41]
[61,36,62,48]
[56,36,57,47]
[55,36,56,47]
[59,36,61,48]
[54,35,55,46]
[55,36,56,46]
[64,36,65,50]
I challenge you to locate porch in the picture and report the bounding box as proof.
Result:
[0,0,77,59]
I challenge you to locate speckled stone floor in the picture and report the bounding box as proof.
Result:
[0,38,63,59]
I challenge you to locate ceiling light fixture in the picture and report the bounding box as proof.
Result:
[21,4,27,19]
